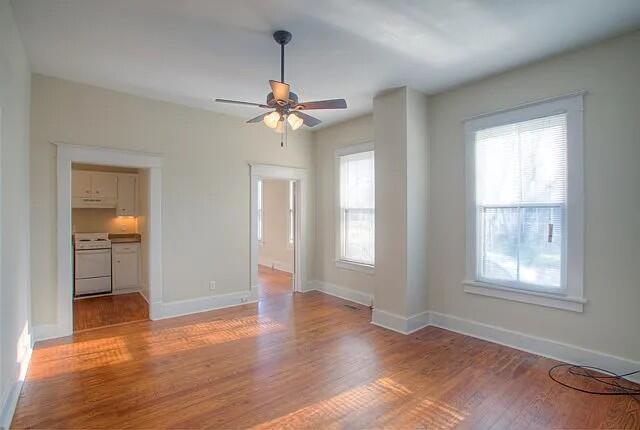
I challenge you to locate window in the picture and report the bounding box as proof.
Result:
[464,93,585,312]
[336,143,375,270]
[257,179,263,243]
[288,180,295,246]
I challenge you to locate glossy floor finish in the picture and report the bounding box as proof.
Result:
[257,264,292,297]
[14,292,639,429]
[73,292,149,332]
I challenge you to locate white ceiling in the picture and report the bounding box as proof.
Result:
[11,0,640,127]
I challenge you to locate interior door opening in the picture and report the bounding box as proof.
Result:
[256,178,295,298]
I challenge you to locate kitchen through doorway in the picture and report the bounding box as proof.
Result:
[71,163,150,331]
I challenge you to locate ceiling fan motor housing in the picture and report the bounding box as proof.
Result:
[267,91,298,108]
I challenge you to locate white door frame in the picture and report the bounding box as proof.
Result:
[55,143,163,337]
[250,164,307,295]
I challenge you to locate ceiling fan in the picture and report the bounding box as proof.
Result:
[215,30,347,147]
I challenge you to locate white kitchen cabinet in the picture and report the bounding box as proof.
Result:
[117,174,137,216]
[112,243,140,291]
[92,172,118,200]
[72,170,118,208]
[72,170,92,198]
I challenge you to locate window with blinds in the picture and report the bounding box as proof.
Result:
[339,150,375,266]
[475,113,567,291]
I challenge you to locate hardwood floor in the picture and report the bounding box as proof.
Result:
[14,291,639,429]
[73,292,149,332]
[257,264,292,297]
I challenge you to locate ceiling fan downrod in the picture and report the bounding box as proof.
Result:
[273,30,292,84]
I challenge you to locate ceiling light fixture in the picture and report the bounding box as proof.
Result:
[215,30,348,147]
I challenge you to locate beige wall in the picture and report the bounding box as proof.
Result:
[313,114,375,294]
[428,31,640,361]
[0,0,31,422]
[30,74,315,326]
[137,168,150,301]
[259,179,294,272]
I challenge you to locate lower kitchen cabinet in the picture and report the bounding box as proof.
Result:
[112,243,140,291]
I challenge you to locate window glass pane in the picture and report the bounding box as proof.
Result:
[475,113,567,291]
[339,150,375,265]
[479,207,518,282]
[519,207,562,287]
[344,209,375,264]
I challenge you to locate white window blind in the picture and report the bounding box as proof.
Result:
[475,113,567,291]
[339,150,375,266]
[257,179,263,243]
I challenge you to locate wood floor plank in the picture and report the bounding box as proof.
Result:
[73,292,149,331]
[13,285,639,429]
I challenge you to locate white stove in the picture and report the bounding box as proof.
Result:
[74,233,112,296]
[74,232,112,250]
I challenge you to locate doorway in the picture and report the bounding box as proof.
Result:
[71,163,150,331]
[256,178,295,297]
[55,143,163,339]
[250,164,307,300]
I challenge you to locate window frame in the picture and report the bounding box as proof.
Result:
[463,92,586,312]
[334,142,375,274]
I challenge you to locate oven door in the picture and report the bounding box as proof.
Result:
[75,248,112,279]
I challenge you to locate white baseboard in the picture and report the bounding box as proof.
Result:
[371,308,430,335]
[304,280,373,307]
[429,311,640,384]
[1,336,33,429]
[258,258,293,274]
[156,290,257,320]
[32,324,67,342]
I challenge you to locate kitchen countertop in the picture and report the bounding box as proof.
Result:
[109,233,141,243]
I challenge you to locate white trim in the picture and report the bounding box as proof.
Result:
[463,280,586,312]
[54,143,164,339]
[335,259,375,274]
[258,258,293,274]
[464,92,585,309]
[371,308,430,335]
[305,280,374,307]
[334,142,376,268]
[0,340,33,429]
[428,311,640,384]
[156,291,256,320]
[250,164,307,295]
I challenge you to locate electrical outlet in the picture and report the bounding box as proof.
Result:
[209,281,216,291]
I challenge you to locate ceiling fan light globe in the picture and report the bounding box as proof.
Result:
[287,113,304,130]
[263,111,281,128]
[275,120,285,134]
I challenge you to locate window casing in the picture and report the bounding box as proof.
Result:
[335,143,375,271]
[464,93,585,312]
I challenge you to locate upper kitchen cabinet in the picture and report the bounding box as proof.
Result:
[117,174,137,216]
[72,171,118,208]
[72,170,137,215]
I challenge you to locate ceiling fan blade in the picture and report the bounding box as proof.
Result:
[246,112,272,123]
[215,98,269,108]
[295,98,347,110]
[269,80,290,103]
[296,112,322,127]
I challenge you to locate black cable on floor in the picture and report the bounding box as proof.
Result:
[548,363,640,399]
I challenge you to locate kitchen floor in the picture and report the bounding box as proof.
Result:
[257,265,293,297]
[73,292,149,331]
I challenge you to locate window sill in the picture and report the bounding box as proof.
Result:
[463,280,586,312]
[336,260,375,275]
